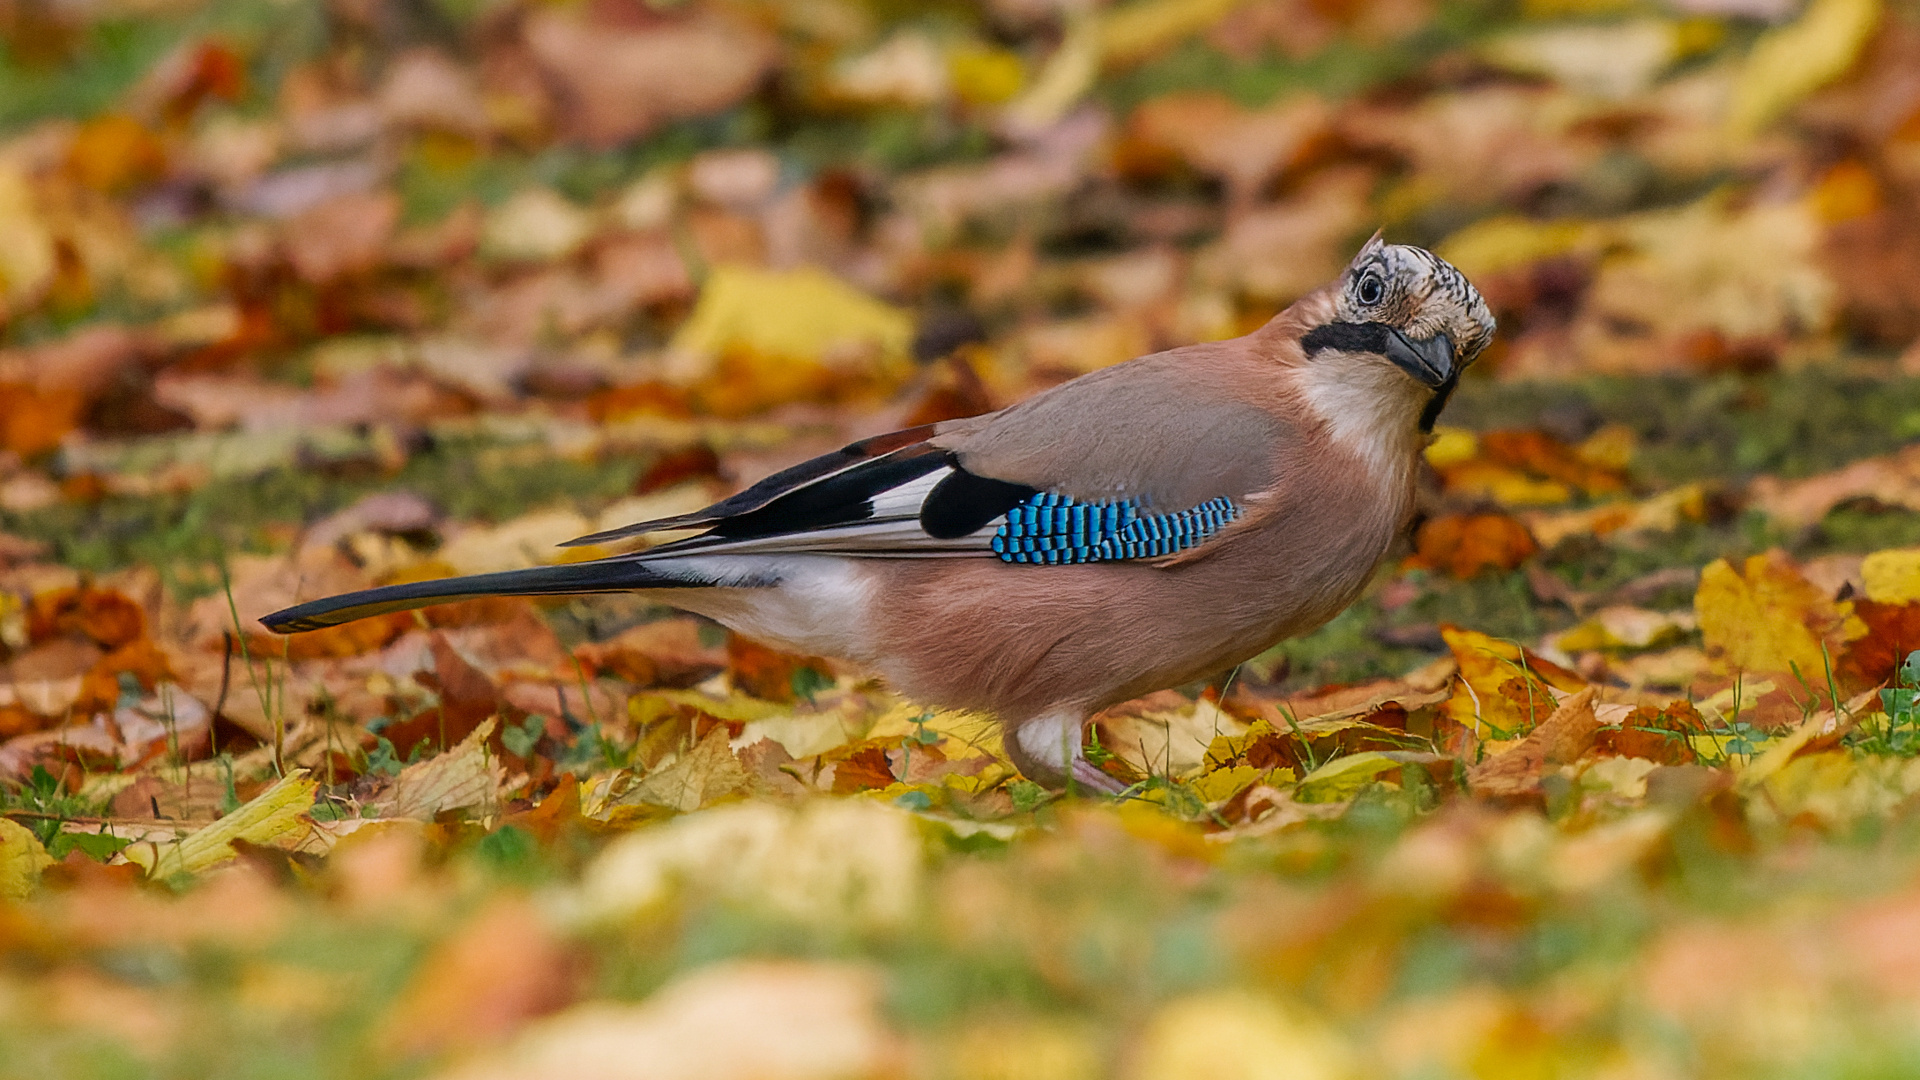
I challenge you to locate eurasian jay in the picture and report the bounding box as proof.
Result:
[263,238,1495,793]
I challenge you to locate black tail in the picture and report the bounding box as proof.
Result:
[260,558,706,633]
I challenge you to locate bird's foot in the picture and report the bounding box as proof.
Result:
[1068,758,1129,797]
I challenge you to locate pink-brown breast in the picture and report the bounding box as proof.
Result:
[861,425,1416,724]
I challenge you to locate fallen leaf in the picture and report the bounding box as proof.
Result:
[1696,549,1865,679]
[1129,990,1354,1080]
[1468,686,1601,799]
[438,961,896,1080]
[283,190,400,284]
[120,771,318,878]
[1409,513,1539,578]
[368,717,503,821]
[1859,547,1920,604]
[521,7,777,149]
[1729,0,1883,134]
[381,895,571,1057]
[0,818,53,899]
[1439,626,1585,747]
[667,266,915,414]
[575,619,726,688]
[65,114,167,193]
[482,188,594,264]
[1552,606,1696,654]
[1481,20,1687,100]
[610,727,751,813]
[1293,751,1403,803]
[565,800,921,928]
[1749,444,1920,529]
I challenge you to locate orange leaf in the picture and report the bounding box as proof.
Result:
[1410,513,1538,578]
[727,634,831,702]
[830,744,898,794]
[65,114,167,193]
[29,586,145,649]
[0,383,85,458]
[1840,599,1920,692]
[1468,686,1600,800]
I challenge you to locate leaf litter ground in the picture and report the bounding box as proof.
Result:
[5,0,1920,1076]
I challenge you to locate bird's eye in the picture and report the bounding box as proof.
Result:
[1357,273,1385,306]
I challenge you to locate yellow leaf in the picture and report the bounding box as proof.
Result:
[1696,550,1864,678]
[0,818,53,900]
[1552,606,1695,654]
[1436,215,1601,279]
[1130,991,1355,1080]
[668,265,914,385]
[0,167,55,312]
[1729,0,1882,135]
[1098,0,1247,67]
[1188,764,1265,804]
[1440,626,1586,738]
[1294,752,1401,803]
[1577,423,1638,472]
[566,801,921,929]
[369,717,504,821]
[1481,20,1682,99]
[948,44,1025,105]
[610,727,751,813]
[121,771,318,878]
[1862,547,1920,604]
[1001,14,1099,130]
[1423,426,1479,469]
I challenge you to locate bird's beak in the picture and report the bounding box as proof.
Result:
[1383,330,1455,389]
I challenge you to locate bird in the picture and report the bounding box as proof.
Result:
[262,237,1495,793]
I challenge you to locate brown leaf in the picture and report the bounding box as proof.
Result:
[576,619,727,688]
[521,8,776,149]
[283,190,400,285]
[1838,599,1920,691]
[383,634,501,755]
[1696,549,1865,679]
[615,727,752,812]
[1468,686,1600,799]
[28,585,144,649]
[727,634,832,703]
[830,744,898,794]
[1749,443,1920,530]
[380,896,573,1057]
[1593,701,1705,765]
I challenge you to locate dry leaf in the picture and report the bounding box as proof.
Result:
[381,896,571,1057]
[521,8,776,149]
[0,818,53,899]
[1730,0,1883,134]
[1468,686,1601,799]
[611,727,751,813]
[1409,513,1538,578]
[438,962,896,1080]
[1696,550,1865,678]
[1129,991,1354,1080]
[566,800,921,928]
[368,717,503,822]
[120,771,318,878]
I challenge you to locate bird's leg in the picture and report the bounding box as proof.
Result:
[1007,710,1126,796]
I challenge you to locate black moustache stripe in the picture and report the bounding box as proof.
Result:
[1301,322,1393,356]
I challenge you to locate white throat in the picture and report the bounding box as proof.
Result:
[1296,351,1430,486]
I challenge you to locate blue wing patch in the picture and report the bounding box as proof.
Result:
[989,493,1241,564]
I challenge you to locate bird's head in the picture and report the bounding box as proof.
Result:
[1298,237,1495,432]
